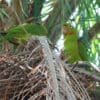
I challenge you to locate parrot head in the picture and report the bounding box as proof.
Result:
[62,23,75,37]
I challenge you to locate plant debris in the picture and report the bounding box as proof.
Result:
[0,36,92,100]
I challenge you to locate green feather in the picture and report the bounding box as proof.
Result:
[78,39,89,61]
[5,23,48,45]
[62,23,82,63]
[62,23,89,63]
[63,32,82,63]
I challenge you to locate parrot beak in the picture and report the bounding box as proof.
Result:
[62,24,68,36]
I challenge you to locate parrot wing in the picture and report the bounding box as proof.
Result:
[5,23,48,45]
[77,39,89,61]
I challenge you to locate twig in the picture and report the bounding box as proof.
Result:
[71,61,100,72]
[73,68,100,82]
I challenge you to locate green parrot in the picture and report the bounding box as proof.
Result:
[4,23,48,45]
[62,23,88,63]
[0,23,48,54]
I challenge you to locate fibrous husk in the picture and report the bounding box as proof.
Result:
[0,36,91,100]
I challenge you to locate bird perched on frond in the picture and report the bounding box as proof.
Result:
[61,23,88,63]
[0,23,48,54]
[5,23,48,45]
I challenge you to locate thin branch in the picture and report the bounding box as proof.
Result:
[73,68,100,82]
[72,61,100,72]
